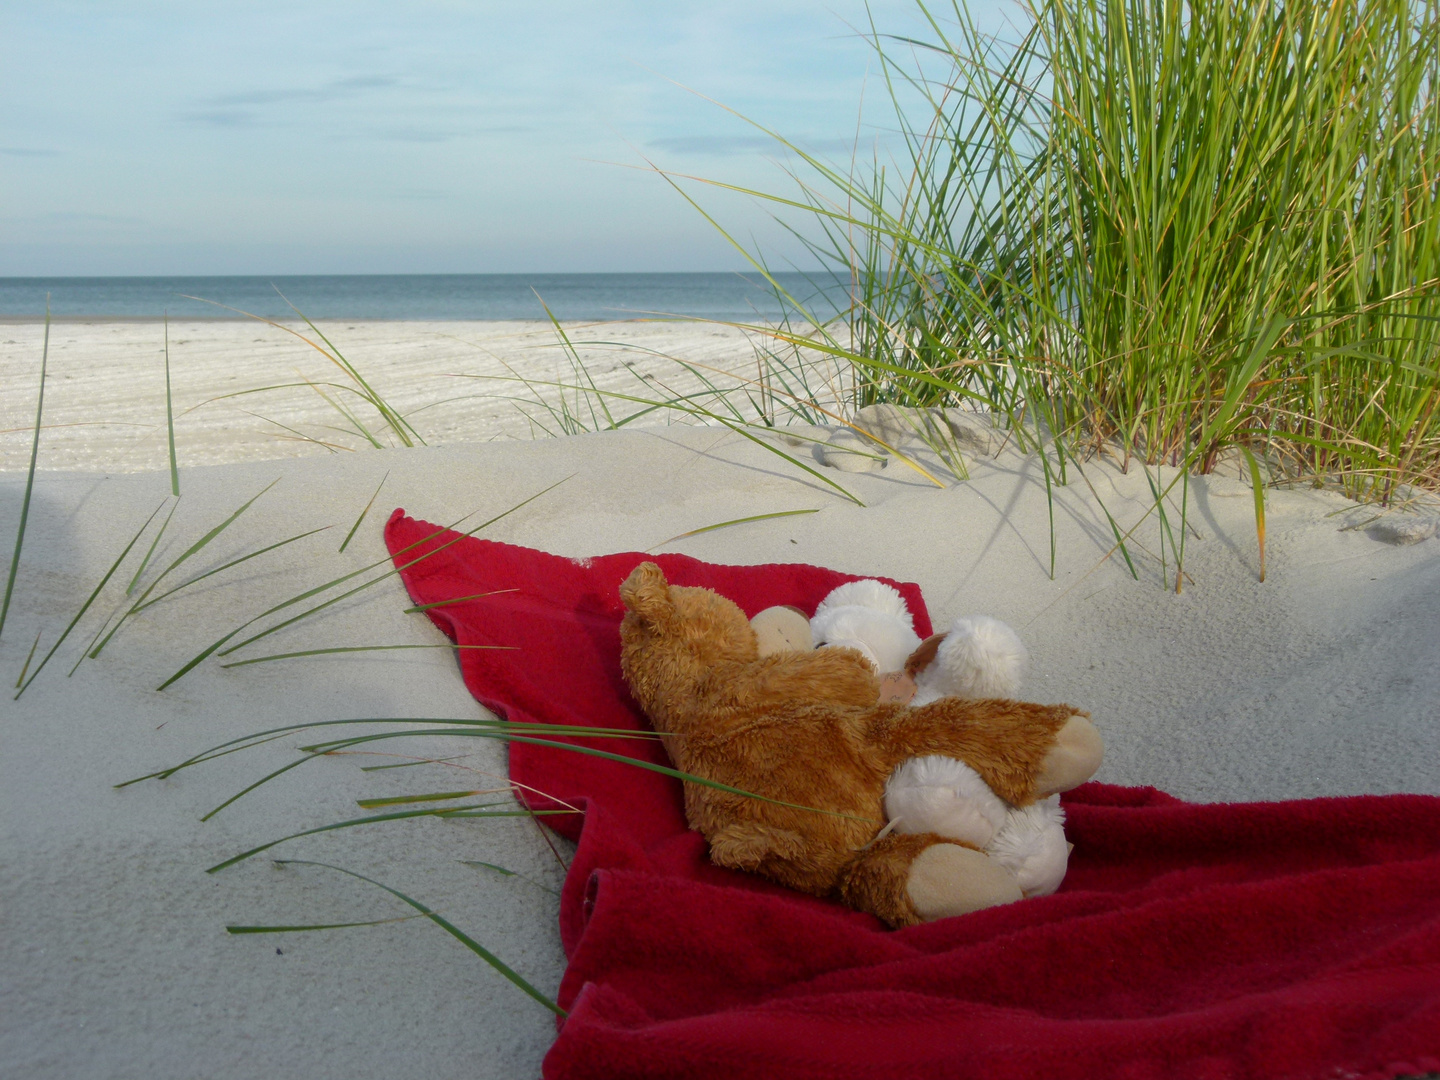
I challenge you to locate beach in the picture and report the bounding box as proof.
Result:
[3,322,1439,1078]
[1,318,770,471]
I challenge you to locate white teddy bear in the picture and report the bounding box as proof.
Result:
[810,580,1071,899]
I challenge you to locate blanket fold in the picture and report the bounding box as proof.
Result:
[386,510,1440,1080]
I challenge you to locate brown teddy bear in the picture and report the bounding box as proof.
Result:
[618,561,1103,928]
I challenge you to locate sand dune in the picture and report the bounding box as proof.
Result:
[2,339,1438,1077]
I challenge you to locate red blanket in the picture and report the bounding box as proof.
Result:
[386,511,1440,1080]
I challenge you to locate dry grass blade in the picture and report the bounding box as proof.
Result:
[1,308,49,642]
[178,292,422,448]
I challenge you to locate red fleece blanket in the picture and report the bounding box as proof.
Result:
[386,511,1440,1080]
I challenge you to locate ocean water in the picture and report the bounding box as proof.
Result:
[0,272,838,322]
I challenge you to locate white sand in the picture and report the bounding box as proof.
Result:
[3,323,1438,1078]
[0,318,774,471]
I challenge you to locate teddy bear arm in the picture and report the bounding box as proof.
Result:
[709,821,810,871]
[744,647,882,708]
[859,699,1086,806]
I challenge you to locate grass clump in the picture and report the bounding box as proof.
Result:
[734,0,1440,503]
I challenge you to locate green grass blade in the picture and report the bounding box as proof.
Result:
[1241,445,1268,583]
[71,596,128,677]
[152,514,478,690]
[339,471,388,553]
[403,589,517,614]
[1175,469,1190,595]
[654,508,820,548]
[14,629,41,688]
[711,415,865,506]
[115,715,659,789]
[130,478,280,609]
[129,526,331,616]
[164,313,179,496]
[206,801,515,872]
[136,718,872,826]
[15,500,166,699]
[219,643,515,668]
[94,490,298,659]
[461,860,560,897]
[272,859,564,1015]
[212,477,569,660]
[355,790,485,808]
[361,756,467,771]
[227,914,427,934]
[128,499,179,595]
[1,307,49,642]
[179,292,423,449]
[290,728,881,824]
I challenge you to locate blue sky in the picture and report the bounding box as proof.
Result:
[1,1,1016,275]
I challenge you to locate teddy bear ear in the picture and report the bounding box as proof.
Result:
[905,632,947,678]
[619,561,674,627]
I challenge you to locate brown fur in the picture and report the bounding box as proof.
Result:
[837,832,965,928]
[619,562,1086,926]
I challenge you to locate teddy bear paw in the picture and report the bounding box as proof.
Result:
[1034,713,1104,795]
[906,843,1023,920]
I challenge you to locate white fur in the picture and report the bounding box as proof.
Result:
[812,608,920,674]
[911,614,1027,706]
[882,612,1067,899]
[813,580,914,630]
[883,756,1009,848]
[986,796,1069,898]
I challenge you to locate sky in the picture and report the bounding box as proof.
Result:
[1,1,1019,276]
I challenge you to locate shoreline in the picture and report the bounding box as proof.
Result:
[0,314,721,324]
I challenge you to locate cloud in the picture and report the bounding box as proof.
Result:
[372,126,457,144]
[208,74,398,107]
[180,109,260,128]
[647,134,856,157]
[1,147,61,157]
[37,211,146,225]
[393,188,452,200]
[178,74,401,126]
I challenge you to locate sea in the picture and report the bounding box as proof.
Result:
[0,272,839,322]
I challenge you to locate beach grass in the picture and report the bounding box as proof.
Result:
[738,0,1440,502]
[0,309,49,642]
[470,0,1431,585]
